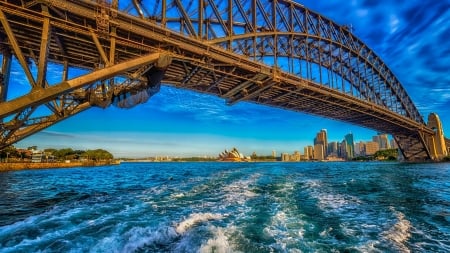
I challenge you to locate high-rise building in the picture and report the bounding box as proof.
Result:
[344,133,354,159]
[307,145,314,160]
[272,150,277,158]
[314,129,328,158]
[374,134,390,150]
[314,144,325,160]
[327,141,338,157]
[354,141,364,157]
[293,151,301,161]
[340,139,348,159]
[365,141,379,155]
[379,134,390,150]
[390,139,398,149]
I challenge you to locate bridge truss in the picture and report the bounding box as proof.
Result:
[0,0,446,160]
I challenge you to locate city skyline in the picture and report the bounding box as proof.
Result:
[11,0,450,158]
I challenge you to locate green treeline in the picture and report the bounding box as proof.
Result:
[0,146,113,161]
[44,148,114,161]
[353,149,398,161]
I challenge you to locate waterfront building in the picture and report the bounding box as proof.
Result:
[390,139,398,149]
[218,148,244,161]
[31,150,54,163]
[293,151,301,161]
[344,133,354,159]
[365,141,379,155]
[314,129,328,158]
[281,153,290,161]
[354,141,364,157]
[327,142,338,157]
[303,147,310,160]
[272,150,276,158]
[307,145,314,160]
[379,134,390,150]
[340,139,347,159]
[373,134,390,150]
[314,144,325,160]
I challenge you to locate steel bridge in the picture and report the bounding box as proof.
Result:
[0,0,447,161]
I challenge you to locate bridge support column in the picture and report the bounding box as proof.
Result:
[427,113,448,160]
[394,132,432,161]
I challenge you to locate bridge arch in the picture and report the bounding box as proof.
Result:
[127,0,423,124]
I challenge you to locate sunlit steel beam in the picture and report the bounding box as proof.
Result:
[0,53,166,119]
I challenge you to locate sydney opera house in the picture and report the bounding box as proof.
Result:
[218,148,245,162]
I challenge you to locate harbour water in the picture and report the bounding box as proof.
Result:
[0,162,449,252]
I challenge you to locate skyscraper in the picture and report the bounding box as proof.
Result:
[314,144,325,160]
[307,145,314,160]
[328,141,338,157]
[373,134,390,150]
[314,129,328,158]
[365,141,379,155]
[344,133,354,159]
[379,134,390,150]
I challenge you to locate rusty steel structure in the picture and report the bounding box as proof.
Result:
[0,0,447,161]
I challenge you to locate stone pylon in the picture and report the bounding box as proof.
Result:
[427,113,448,160]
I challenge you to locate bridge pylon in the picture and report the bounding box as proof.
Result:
[426,113,448,160]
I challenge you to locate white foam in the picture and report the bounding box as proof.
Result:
[175,213,223,234]
[302,179,362,213]
[221,174,260,206]
[199,227,236,253]
[170,192,185,198]
[383,208,412,252]
[262,200,306,251]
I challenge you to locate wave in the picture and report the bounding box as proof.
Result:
[199,226,236,253]
[382,208,412,252]
[221,173,260,206]
[175,212,223,234]
[302,179,362,213]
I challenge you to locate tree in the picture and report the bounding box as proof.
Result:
[374,149,398,161]
[0,145,18,160]
[44,148,57,154]
[84,149,113,161]
[53,148,75,160]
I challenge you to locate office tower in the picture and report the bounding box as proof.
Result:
[374,134,390,150]
[365,141,379,155]
[307,145,314,160]
[314,129,328,157]
[354,141,364,157]
[378,134,390,150]
[328,141,338,157]
[390,139,398,149]
[344,133,354,159]
[293,151,301,161]
[340,139,348,159]
[314,144,325,160]
[281,153,290,161]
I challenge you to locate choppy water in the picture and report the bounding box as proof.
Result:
[0,162,449,252]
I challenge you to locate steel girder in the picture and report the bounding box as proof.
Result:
[127,0,423,124]
[0,0,439,160]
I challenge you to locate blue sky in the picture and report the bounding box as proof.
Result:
[13,0,450,158]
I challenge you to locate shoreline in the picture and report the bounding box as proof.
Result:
[0,161,117,172]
